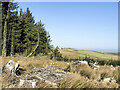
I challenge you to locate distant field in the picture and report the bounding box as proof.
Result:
[59,48,118,61]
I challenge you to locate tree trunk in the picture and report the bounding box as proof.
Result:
[27,32,40,57]
[0,5,2,56]
[2,16,8,57]
[2,3,10,57]
[10,28,14,56]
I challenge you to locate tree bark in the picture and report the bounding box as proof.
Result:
[2,15,8,57]
[2,2,10,57]
[0,4,2,56]
[10,28,14,56]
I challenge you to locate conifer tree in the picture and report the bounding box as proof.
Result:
[9,11,19,56]
[1,1,52,57]
[23,8,35,56]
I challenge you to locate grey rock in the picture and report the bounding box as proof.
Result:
[3,60,20,74]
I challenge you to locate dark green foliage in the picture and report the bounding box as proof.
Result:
[50,53,53,60]
[1,1,52,57]
[34,21,51,55]
[53,47,63,60]
[96,59,120,66]
[63,56,69,62]
[50,47,63,61]
[23,8,35,56]
[1,2,19,56]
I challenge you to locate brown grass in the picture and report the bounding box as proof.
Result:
[1,56,119,88]
[59,73,118,88]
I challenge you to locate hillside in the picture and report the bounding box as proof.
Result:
[59,48,118,61]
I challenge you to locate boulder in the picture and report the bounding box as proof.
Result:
[73,61,88,65]
[19,79,37,88]
[103,77,114,82]
[3,60,23,75]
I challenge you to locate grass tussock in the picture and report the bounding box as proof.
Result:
[59,73,118,88]
[59,74,89,88]
[64,63,119,82]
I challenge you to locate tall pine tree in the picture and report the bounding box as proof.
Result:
[1,1,52,57]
